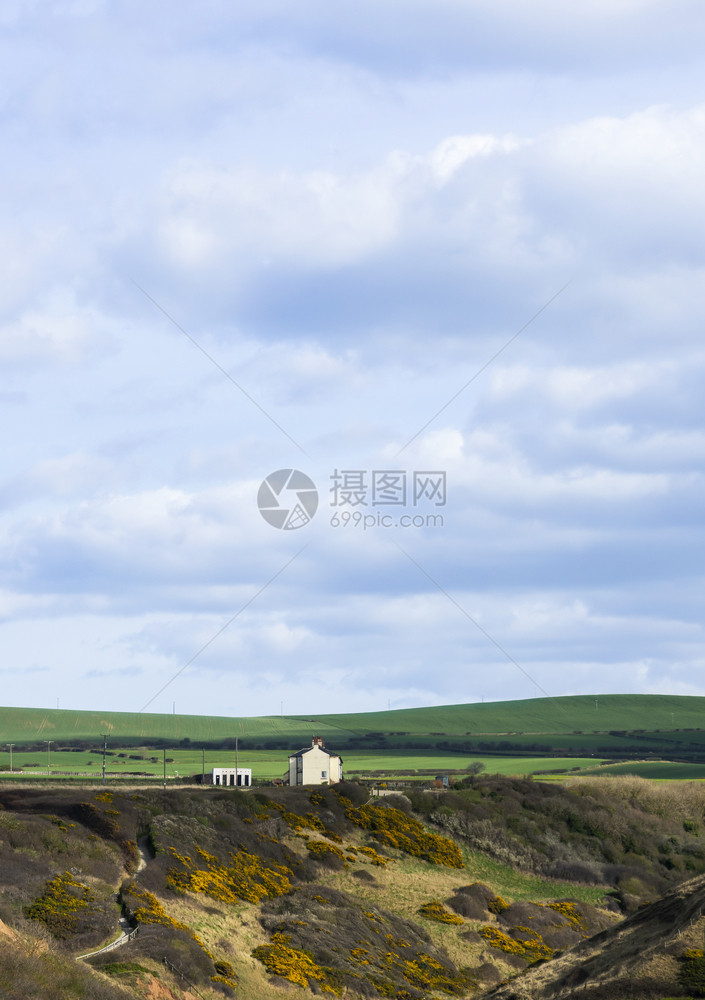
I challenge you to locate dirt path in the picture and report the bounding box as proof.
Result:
[78,835,151,960]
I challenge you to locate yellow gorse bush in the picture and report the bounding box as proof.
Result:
[479,925,553,963]
[128,883,194,937]
[357,845,389,866]
[252,933,341,994]
[345,803,463,868]
[418,900,464,924]
[382,951,475,994]
[166,845,293,903]
[281,810,325,834]
[544,900,588,934]
[306,840,347,864]
[24,871,94,936]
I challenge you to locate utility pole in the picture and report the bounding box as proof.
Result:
[102,735,108,786]
[235,737,239,786]
[163,748,166,789]
[7,744,14,773]
[201,747,205,786]
[44,740,53,776]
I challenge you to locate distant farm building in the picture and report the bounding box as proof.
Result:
[211,767,252,787]
[288,737,342,786]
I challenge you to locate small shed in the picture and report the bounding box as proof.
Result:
[211,767,252,787]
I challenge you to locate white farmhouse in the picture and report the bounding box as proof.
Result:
[288,737,343,786]
[211,767,252,787]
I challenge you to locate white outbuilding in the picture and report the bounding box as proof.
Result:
[288,737,342,786]
[211,767,252,787]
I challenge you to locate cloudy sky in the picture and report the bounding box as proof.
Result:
[2,0,705,719]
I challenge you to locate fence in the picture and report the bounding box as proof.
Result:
[162,956,208,999]
[78,926,138,961]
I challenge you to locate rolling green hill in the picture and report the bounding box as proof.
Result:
[298,693,705,737]
[0,706,348,744]
[1,694,704,751]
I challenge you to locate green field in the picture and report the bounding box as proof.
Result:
[341,753,604,778]
[2,694,705,783]
[577,760,705,780]
[300,693,705,736]
[2,693,705,742]
[0,706,344,743]
[0,747,607,784]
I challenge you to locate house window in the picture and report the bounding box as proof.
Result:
[321,770,327,778]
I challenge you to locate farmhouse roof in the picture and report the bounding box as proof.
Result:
[289,737,343,761]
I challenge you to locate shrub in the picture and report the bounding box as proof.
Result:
[679,951,705,997]
[252,932,341,994]
[356,845,389,866]
[165,845,293,903]
[479,925,553,963]
[447,896,485,919]
[418,901,464,925]
[306,840,347,869]
[345,803,463,868]
[258,885,475,997]
[24,872,97,940]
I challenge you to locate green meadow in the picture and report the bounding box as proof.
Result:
[577,760,705,780]
[0,747,605,783]
[2,693,705,782]
[2,693,705,744]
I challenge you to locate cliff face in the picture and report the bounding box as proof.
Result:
[483,871,705,1000]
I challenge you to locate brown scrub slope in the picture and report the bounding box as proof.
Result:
[483,871,705,1000]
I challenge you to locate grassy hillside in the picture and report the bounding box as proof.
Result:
[301,693,705,737]
[0,706,352,744]
[3,694,705,747]
[4,776,705,999]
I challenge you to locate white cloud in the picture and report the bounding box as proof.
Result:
[158,160,402,272]
[1,1,705,717]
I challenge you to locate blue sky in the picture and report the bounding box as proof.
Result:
[2,0,705,718]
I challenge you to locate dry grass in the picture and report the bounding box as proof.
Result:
[317,833,506,975]
[567,774,705,823]
[157,890,300,1000]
